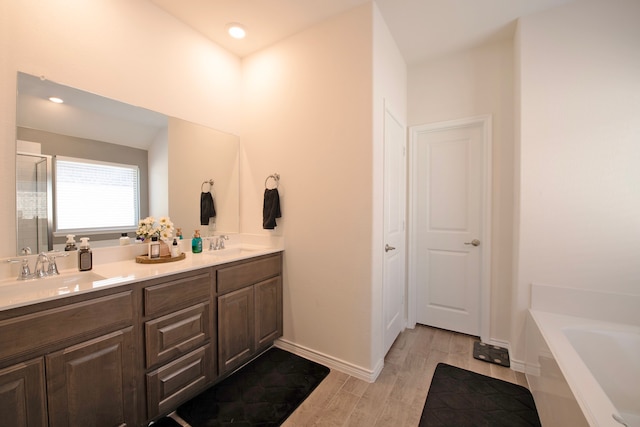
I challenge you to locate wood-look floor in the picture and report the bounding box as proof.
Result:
[171,325,528,427]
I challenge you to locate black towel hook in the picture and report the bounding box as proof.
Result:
[201,179,214,192]
[265,173,280,189]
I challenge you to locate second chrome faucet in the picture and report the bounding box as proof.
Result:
[209,235,229,251]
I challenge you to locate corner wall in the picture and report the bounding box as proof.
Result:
[513,0,640,362]
[240,4,377,376]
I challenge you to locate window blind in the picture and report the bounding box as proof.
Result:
[54,156,140,233]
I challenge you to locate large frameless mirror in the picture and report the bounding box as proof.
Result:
[16,72,239,254]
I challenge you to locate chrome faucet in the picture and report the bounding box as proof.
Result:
[47,252,68,275]
[209,235,229,250]
[34,252,51,278]
[7,247,33,280]
[17,258,32,280]
[7,249,69,280]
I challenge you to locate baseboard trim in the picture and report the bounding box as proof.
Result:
[483,338,525,373]
[274,338,383,383]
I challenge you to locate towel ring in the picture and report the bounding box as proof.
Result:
[265,173,280,189]
[201,179,214,192]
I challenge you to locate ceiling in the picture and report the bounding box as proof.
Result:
[150,0,579,64]
[18,0,581,149]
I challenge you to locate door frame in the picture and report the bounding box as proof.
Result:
[382,103,407,355]
[407,115,492,343]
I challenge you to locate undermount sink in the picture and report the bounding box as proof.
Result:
[203,246,265,258]
[0,271,107,308]
[38,271,106,287]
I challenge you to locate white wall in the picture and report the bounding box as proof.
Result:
[513,0,640,362]
[407,39,515,345]
[241,4,378,375]
[1,0,241,258]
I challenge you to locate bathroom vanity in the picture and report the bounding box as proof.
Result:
[0,248,283,426]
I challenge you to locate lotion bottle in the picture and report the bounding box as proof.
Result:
[119,233,130,246]
[78,237,92,271]
[171,238,180,257]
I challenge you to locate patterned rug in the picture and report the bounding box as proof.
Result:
[419,363,541,427]
[175,347,330,426]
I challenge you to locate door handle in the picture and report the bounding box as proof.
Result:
[464,239,481,247]
[385,244,396,252]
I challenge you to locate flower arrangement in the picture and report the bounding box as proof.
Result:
[136,216,174,241]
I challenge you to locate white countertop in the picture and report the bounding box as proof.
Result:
[0,241,282,312]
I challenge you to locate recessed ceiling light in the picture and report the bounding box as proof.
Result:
[227,23,246,39]
[49,97,64,104]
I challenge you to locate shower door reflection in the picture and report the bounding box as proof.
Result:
[16,152,53,254]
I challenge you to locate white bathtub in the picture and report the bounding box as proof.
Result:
[527,310,640,427]
[564,326,640,426]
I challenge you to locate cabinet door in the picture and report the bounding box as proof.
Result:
[255,276,283,349]
[218,286,254,374]
[0,358,47,427]
[46,327,136,427]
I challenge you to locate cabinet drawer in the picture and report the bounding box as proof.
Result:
[144,271,211,316]
[0,291,133,362]
[146,344,212,418]
[145,302,210,368]
[217,254,282,295]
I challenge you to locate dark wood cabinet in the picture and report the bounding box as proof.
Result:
[0,289,135,426]
[0,358,47,427]
[46,328,136,427]
[217,254,283,375]
[142,269,215,420]
[0,251,282,426]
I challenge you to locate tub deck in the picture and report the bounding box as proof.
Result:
[528,310,640,427]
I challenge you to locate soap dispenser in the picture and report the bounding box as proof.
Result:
[119,233,130,246]
[78,237,92,271]
[192,230,202,253]
[65,235,77,251]
[171,238,180,257]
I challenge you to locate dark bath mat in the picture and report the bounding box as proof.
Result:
[177,347,330,426]
[150,416,182,427]
[473,341,510,367]
[419,363,541,427]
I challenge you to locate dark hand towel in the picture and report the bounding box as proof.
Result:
[200,192,216,226]
[263,188,281,229]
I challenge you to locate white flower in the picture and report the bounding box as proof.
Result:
[136,216,174,240]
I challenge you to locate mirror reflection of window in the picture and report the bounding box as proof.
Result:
[54,156,140,234]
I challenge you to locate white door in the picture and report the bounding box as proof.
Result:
[410,117,490,338]
[383,107,406,354]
